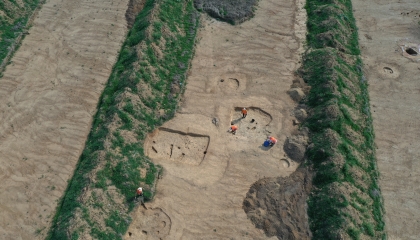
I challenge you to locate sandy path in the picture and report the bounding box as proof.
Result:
[0,0,130,239]
[352,1,420,239]
[125,0,307,238]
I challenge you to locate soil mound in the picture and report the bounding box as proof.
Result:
[287,88,306,102]
[243,168,313,240]
[125,0,146,28]
[194,0,258,24]
[283,131,309,163]
[294,108,308,122]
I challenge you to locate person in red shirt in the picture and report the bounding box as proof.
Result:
[268,136,278,146]
[229,125,238,134]
[241,108,248,118]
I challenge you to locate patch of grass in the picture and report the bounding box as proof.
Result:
[300,0,385,239]
[348,227,361,240]
[0,0,43,73]
[47,0,199,239]
[362,222,375,237]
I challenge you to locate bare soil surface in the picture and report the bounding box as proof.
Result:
[125,0,308,238]
[0,0,130,239]
[243,167,312,239]
[353,0,420,239]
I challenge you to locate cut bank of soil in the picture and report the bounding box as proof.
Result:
[125,0,146,28]
[124,0,308,238]
[0,0,130,239]
[194,0,258,24]
[353,0,420,239]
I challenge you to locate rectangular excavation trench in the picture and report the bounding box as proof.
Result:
[146,128,210,166]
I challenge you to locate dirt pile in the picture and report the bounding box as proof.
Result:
[243,168,313,240]
[297,0,386,238]
[300,48,385,239]
[283,128,309,163]
[125,0,146,28]
[294,108,307,122]
[194,0,258,24]
[287,88,306,102]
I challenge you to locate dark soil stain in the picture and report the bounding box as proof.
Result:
[243,168,313,240]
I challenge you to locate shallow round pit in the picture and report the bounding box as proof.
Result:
[405,47,418,56]
[280,159,290,168]
[383,67,393,74]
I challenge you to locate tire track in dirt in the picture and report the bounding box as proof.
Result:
[0,0,130,239]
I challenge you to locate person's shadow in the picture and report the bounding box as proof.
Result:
[231,117,243,125]
[259,144,272,151]
[129,195,149,209]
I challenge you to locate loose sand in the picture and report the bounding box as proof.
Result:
[353,0,420,239]
[125,0,307,238]
[0,0,130,239]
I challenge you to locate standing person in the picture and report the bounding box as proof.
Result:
[241,108,248,118]
[136,187,143,199]
[268,136,278,146]
[135,187,146,207]
[228,125,238,134]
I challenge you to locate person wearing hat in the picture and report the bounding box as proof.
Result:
[268,136,278,146]
[228,125,238,135]
[136,187,143,198]
[241,108,248,118]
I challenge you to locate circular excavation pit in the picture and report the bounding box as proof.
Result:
[146,128,210,166]
[383,67,393,74]
[378,64,400,79]
[230,107,273,142]
[280,159,290,168]
[405,47,418,56]
[218,78,240,92]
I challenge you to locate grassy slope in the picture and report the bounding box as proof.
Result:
[300,0,386,239]
[0,0,41,71]
[47,0,199,239]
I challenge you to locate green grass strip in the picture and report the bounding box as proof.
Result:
[47,0,199,239]
[0,0,42,74]
[301,0,386,239]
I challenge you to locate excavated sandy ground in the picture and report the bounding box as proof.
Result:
[353,1,420,239]
[0,0,130,239]
[125,0,307,238]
